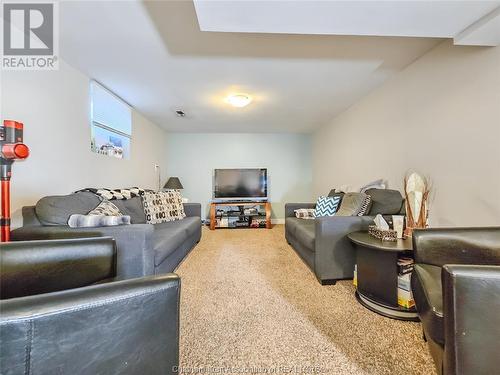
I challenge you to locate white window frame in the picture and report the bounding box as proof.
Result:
[90,80,132,159]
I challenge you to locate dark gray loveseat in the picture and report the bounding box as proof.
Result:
[11,192,202,279]
[285,189,404,284]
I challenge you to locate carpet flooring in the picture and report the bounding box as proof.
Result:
[176,225,437,375]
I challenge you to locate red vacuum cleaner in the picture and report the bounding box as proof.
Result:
[0,120,30,242]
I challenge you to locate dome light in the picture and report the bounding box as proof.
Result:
[226,94,252,108]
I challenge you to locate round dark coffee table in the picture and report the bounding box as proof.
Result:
[348,231,418,321]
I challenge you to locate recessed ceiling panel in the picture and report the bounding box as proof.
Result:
[194,1,500,39]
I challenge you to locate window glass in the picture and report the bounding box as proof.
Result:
[90,81,131,159]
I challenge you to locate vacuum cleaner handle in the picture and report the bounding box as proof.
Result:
[1,120,30,242]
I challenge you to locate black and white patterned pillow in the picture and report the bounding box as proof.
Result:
[314,196,341,217]
[357,195,372,216]
[142,190,186,224]
[76,187,149,200]
[294,208,315,219]
[88,200,122,216]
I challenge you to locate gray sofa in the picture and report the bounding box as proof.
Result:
[285,189,404,284]
[11,192,202,279]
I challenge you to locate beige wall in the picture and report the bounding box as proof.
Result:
[1,60,168,228]
[313,41,500,227]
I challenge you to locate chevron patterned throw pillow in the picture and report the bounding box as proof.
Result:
[314,196,341,217]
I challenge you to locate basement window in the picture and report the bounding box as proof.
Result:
[90,81,131,159]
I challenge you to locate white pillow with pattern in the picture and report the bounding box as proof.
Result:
[294,208,315,219]
[142,190,186,224]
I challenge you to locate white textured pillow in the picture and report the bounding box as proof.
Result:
[294,208,315,219]
[142,190,186,224]
[360,179,386,193]
[68,214,130,228]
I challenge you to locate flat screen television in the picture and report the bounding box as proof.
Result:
[213,168,268,201]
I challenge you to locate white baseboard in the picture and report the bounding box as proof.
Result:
[271,218,285,225]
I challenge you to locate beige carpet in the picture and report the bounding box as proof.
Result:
[176,226,436,375]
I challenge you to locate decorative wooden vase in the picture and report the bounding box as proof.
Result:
[403,174,430,237]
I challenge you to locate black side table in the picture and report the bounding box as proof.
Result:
[348,231,418,321]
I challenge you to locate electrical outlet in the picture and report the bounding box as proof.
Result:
[154,164,160,170]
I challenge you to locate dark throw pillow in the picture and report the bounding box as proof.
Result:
[35,192,101,226]
[365,188,403,215]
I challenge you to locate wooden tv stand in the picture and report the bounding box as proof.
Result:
[210,201,272,230]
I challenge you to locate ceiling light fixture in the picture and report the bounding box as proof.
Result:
[226,94,252,108]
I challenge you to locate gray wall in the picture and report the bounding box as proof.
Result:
[166,133,313,221]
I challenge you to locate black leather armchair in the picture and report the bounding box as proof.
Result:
[0,237,180,375]
[411,227,500,375]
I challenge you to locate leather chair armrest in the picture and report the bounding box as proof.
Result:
[442,265,500,375]
[183,203,201,218]
[413,227,500,267]
[0,274,180,375]
[0,237,116,299]
[285,203,316,218]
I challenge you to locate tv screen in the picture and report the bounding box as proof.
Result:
[214,168,267,200]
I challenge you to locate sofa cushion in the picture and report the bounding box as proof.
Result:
[112,197,146,224]
[35,192,101,225]
[285,217,303,237]
[180,217,201,237]
[366,188,403,215]
[412,264,444,345]
[294,220,316,251]
[152,217,200,266]
[335,192,368,216]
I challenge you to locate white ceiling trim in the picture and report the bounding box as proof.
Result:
[194,1,500,46]
[454,6,500,46]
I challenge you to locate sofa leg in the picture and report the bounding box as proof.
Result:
[320,279,337,285]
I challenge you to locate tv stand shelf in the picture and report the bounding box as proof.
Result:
[210,201,271,230]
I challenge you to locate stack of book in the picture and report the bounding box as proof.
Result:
[353,264,358,287]
[251,217,267,228]
[243,207,258,215]
[217,217,229,228]
[397,257,415,308]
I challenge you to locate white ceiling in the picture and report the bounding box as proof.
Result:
[194,1,500,44]
[58,1,495,134]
